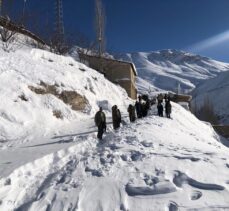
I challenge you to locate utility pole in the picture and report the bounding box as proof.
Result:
[0,0,3,16]
[22,0,26,20]
[95,0,105,57]
[54,0,64,43]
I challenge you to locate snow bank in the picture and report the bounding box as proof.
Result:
[0,47,129,142]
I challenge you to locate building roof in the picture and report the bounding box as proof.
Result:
[79,53,138,76]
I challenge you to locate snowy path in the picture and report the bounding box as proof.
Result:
[0,104,229,211]
[0,117,108,178]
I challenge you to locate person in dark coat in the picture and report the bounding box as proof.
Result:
[128,104,136,122]
[112,105,121,129]
[135,95,143,118]
[164,94,171,103]
[142,98,150,117]
[157,94,164,104]
[94,107,106,140]
[165,100,172,118]
[142,103,147,117]
[157,102,163,117]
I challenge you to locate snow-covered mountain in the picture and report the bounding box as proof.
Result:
[115,49,229,93]
[192,70,229,125]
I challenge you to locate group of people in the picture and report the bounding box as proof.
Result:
[157,94,172,118]
[94,94,172,140]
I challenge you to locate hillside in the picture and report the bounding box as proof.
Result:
[191,71,229,125]
[115,49,229,93]
[0,40,130,145]
[1,103,229,210]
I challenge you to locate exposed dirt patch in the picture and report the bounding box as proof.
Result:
[29,81,89,111]
[53,110,63,119]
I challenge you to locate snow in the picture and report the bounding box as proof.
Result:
[1,101,229,211]
[115,49,229,94]
[0,45,130,144]
[192,70,229,124]
[0,36,229,211]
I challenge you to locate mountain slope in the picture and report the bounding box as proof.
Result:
[115,49,229,93]
[192,70,229,124]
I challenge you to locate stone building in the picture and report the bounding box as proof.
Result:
[79,53,137,99]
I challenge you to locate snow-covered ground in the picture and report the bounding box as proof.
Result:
[0,36,229,211]
[1,103,229,211]
[191,70,229,125]
[0,43,130,144]
[115,49,229,94]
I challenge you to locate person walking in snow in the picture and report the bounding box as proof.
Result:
[157,102,164,117]
[165,100,172,118]
[142,95,150,117]
[164,93,171,103]
[112,105,121,130]
[128,104,136,122]
[94,107,106,140]
[135,95,143,118]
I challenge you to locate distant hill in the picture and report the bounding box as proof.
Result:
[191,70,229,125]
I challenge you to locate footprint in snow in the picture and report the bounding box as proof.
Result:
[173,155,200,162]
[190,190,202,200]
[108,143,121,150]
[85,167,103,177]
[121,154,128,161]
[226,163,229,168]
[143,175,159,186]
[141,141,153,148]
[155,168,165,176]
[204,152,215,156]
[168,201,179,211]
[130,151,145,161]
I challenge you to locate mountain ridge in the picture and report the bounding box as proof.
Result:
[114,49,229,94]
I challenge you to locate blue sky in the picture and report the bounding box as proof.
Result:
[8,0,229,62]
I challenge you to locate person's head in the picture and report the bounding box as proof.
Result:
[138,95,142,101]
[99,107,103,112]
